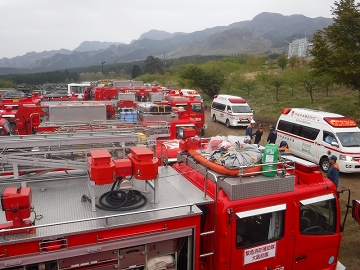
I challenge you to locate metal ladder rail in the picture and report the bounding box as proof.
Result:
[0,133,139,149]
[0,154,88,171]
[41,100,119,106]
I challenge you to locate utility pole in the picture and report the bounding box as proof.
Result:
[100,61,105,73]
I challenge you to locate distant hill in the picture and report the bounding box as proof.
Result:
[0,12,333,75]
[138,29,186,40]
[73,41,124,52]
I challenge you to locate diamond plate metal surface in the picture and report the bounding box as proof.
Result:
[218,174,295,200]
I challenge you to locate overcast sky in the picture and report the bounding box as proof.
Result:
[0,0,337,59]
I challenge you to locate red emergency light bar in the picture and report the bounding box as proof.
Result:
[281,108,292,114]
[228,98,246,103]
[213,95,246,103]
[324,117,357,127]
[185,91,198,95]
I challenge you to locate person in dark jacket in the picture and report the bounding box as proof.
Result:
[245,120,256,142]
[253,123,263,145]
[327,155,340,188]
[267,125,277,144]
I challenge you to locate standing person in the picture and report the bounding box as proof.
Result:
[267,125,277,144]
[253,123,263,145]
[327,155,339,188]
[245,120,256,142]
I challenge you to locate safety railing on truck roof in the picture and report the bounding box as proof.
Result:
[0,204,196,241]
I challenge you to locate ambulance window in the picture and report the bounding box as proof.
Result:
[231,105,252,113]
[299,126,319,140]
[337,132,360,147]
[278,120,319,140]
[300,195,336,235]
[323,132,337,144]
[236,207,285,249]
[277,120,294,133]
[211,102,225,111]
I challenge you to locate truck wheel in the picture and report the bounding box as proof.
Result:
[320,157,330,173]
[212,114,216,122]
[226,119,230,127]
[201,128,205,136]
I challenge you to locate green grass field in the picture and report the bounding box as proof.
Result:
[202,85,360,124]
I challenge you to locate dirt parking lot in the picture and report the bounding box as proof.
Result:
[203,111,360,270]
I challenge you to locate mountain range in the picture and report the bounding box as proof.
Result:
[0,12,333,75]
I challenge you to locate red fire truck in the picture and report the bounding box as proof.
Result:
[161,95,205,136]
[0,92,42,110]
[0,136,348,269]
[84,86,164,102]
[0,92,83,110]
[0,102,116,135]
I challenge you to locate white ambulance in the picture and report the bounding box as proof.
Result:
[210,94,254,127]
[275,108,360,173]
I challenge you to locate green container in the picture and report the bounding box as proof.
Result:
[262,144,278,177]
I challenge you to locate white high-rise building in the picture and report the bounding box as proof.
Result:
[287,37,313,58]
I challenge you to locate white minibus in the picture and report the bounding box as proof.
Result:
[276,108,360,173]
[210,95,254,127]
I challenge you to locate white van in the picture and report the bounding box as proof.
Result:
[180,89,203,102]
[275,108,360,173]
[210,94,254,127]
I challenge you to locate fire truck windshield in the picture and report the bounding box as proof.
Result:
[336,131,360,147]
[191,103,203,113]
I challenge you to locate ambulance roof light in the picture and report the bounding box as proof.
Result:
[228,98,246,103]
[281,108,292,114]
[324,117,357,127]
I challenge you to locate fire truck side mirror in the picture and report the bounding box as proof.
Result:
[352,199,360,223]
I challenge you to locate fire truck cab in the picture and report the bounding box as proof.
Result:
[162,95,205,136]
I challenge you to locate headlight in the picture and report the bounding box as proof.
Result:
[339,154,354,161]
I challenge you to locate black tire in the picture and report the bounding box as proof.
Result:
[200,128,205,136]
[212,114,216,122]
[226,119,230,128]
[320,157,330,173]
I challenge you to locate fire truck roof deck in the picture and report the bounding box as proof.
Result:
[0,166,209,244]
